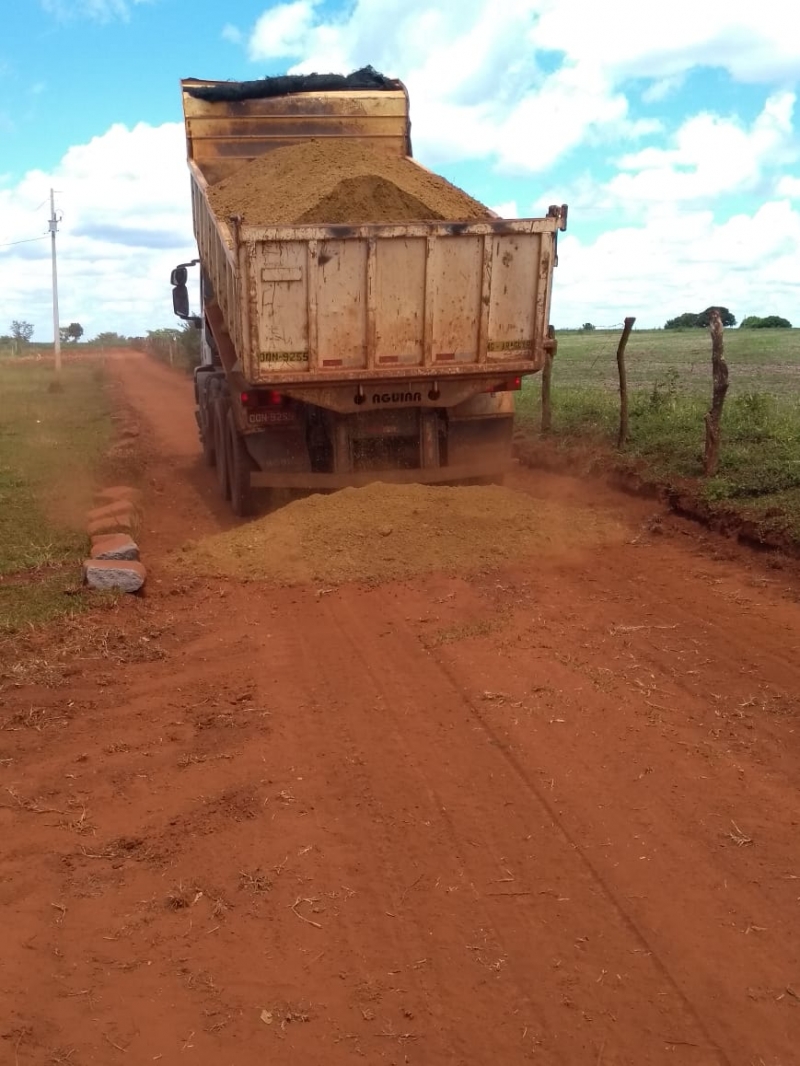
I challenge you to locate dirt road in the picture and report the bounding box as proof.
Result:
[2,352,799,1066]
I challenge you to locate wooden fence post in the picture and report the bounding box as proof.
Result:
[703,309,729,476]
[541,326,556,433]
[616,317,636,447]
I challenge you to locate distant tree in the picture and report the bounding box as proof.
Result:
[740,315,792,329]
[93,331,128,346]
[11,320,34,343]
[59,327,70,344]
[144,324,201,371]
[664,312,700,330]
[697,306,736,328]
[66,322,84,343]
[665,307,736,329]
[581,322,596,331]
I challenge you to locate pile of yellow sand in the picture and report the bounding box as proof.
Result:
[176,483,620,587]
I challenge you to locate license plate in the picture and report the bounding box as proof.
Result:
[247,410,296,426]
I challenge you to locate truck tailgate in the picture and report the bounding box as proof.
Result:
[190,161,566,387]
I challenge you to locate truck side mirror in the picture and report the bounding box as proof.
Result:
[172,283,190,318]
[170,265,188,286]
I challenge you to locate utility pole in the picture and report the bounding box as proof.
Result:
[49,188,61,379]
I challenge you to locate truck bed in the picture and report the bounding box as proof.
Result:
[190,159,566,388]
[181,76,565,394]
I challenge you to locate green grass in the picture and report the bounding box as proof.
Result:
[517,328,800,545]
[0,360,112,632]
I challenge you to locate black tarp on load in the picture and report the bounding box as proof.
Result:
[185,66,402,102]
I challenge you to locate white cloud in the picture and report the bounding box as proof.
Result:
[641,75,685,104]
[41,0,151,20]
[552,201,800,328]
[0,123,194,340]
[222,23,244,45]
[490,201,520,218]
[248,1,321,61]
[240,0,800,175]
[532,0,800,84]
[777,176,800,198]
[608,92,796,204]
[258,1,661,172]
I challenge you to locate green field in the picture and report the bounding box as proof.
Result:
[516,328,800,544]
[0,360,112,631]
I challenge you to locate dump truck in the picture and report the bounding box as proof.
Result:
[171,68,567,515]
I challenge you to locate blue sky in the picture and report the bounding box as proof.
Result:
[1,0,799,338]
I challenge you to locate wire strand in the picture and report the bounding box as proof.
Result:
[0,234,48,249]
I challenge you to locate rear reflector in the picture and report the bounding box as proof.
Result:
[241,390,285,407]
[486,377,523,393]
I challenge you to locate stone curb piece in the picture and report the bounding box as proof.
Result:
[87,500,137,523]
[86,513,138,538]
[90,533,140,561]
[83,559,146,593]
[95,485,142,507]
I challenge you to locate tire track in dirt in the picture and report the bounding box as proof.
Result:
[307,589,728,1065]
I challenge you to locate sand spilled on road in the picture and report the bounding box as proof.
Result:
[176,482,622,587]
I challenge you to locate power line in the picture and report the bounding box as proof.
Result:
[0,234,48,248]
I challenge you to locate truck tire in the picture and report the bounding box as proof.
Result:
[214,394,231,500]
[226,409,255,517]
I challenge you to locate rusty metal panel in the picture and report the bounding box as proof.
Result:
[487,234,540,368]
[373,238,426,367]
[316,240,369,371]
[250,241,309,378]
[182,85,410,183]
[428,236,483,365]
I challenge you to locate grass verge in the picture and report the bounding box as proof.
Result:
[516,329,800,549]
[0,359,112,632]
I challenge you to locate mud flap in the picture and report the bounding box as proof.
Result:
[446,417,514,472]
[332,416,354,474]
[226,409,255,517]
[214,393,231,499]
[420,410,441,469]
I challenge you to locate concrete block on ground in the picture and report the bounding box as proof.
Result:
[95,485,142,507]
[86,512,137,538]
[90,533,140,561]
[87,499,139,523]
[83,559,146,593]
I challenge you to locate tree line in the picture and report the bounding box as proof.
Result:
[664,307,792,330]
[1,321,200,367]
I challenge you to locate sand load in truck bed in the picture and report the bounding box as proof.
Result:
[206,140,492,224]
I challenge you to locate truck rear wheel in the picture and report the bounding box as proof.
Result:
[214,394,230,500]
[226,409,255,517]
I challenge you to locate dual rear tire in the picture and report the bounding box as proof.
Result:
[207,387,255,517]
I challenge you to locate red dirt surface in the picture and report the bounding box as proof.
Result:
[2,351,799,1066]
